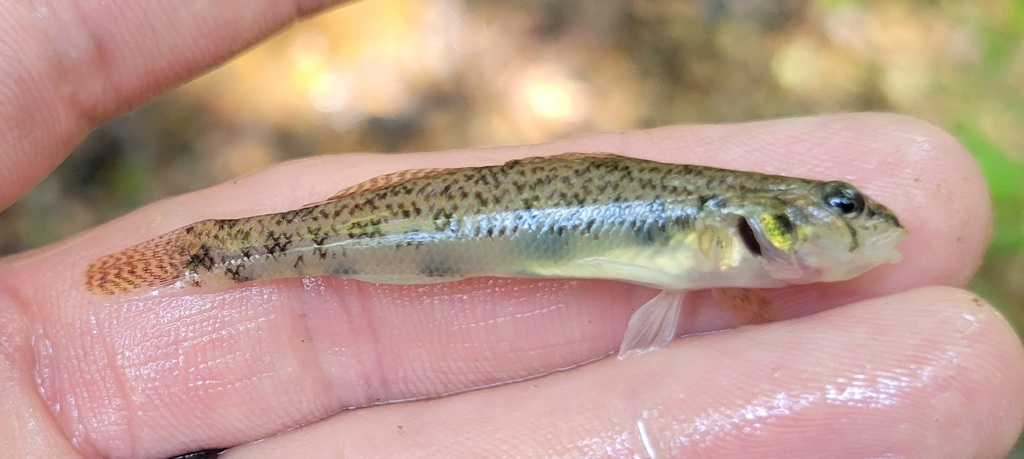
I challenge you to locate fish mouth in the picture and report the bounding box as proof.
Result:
[865,226,908,264]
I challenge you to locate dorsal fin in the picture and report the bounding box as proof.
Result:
[507,152,622,165]
[328,167,450,200]
[301,167,450,209]
[303,152,622,208]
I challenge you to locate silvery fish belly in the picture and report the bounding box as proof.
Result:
[84,153,907,357]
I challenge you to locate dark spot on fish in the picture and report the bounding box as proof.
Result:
[773,213,795,236]
[189,249,216,271]
[333,266,360,276]
[737,218,762,256]
[422,259,457,277]
[225,265,250,283]
[473,190,488,207]
[520,196,537,210]
[432,208,454,232]
[633,219,667,245]
[706,196,726,210]
[521,226,573,260]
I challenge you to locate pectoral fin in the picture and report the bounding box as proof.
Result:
[618,290,685,359]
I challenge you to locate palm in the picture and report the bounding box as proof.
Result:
[0,2,1020,458]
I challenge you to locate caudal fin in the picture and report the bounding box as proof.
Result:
[84,227,196,296]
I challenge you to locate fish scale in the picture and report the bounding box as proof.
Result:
[83,153,906,355]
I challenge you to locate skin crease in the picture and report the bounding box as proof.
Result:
[0,2,1022,459]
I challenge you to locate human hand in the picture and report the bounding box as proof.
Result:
[1,2,1022,458]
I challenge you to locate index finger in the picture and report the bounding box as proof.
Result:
[0,0,347,210]
[0,113,990,457]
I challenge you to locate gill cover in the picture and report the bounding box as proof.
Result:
[736,210,810,282]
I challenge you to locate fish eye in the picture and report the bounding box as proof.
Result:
[821,181,865,217]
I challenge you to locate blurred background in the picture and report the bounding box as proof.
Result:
[1,0,1022,453]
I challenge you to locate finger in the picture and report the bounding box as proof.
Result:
[0,114,990,457]
[0,0,348,209]
[0,295,82,457]
[224,286,1024,458]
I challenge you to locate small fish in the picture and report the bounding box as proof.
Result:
[84,154,907,357]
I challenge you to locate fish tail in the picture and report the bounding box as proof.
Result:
[84,225,199,295]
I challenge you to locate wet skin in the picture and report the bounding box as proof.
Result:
[0,1,1022,458]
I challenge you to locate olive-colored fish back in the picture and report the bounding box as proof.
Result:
[82,153,905,297]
